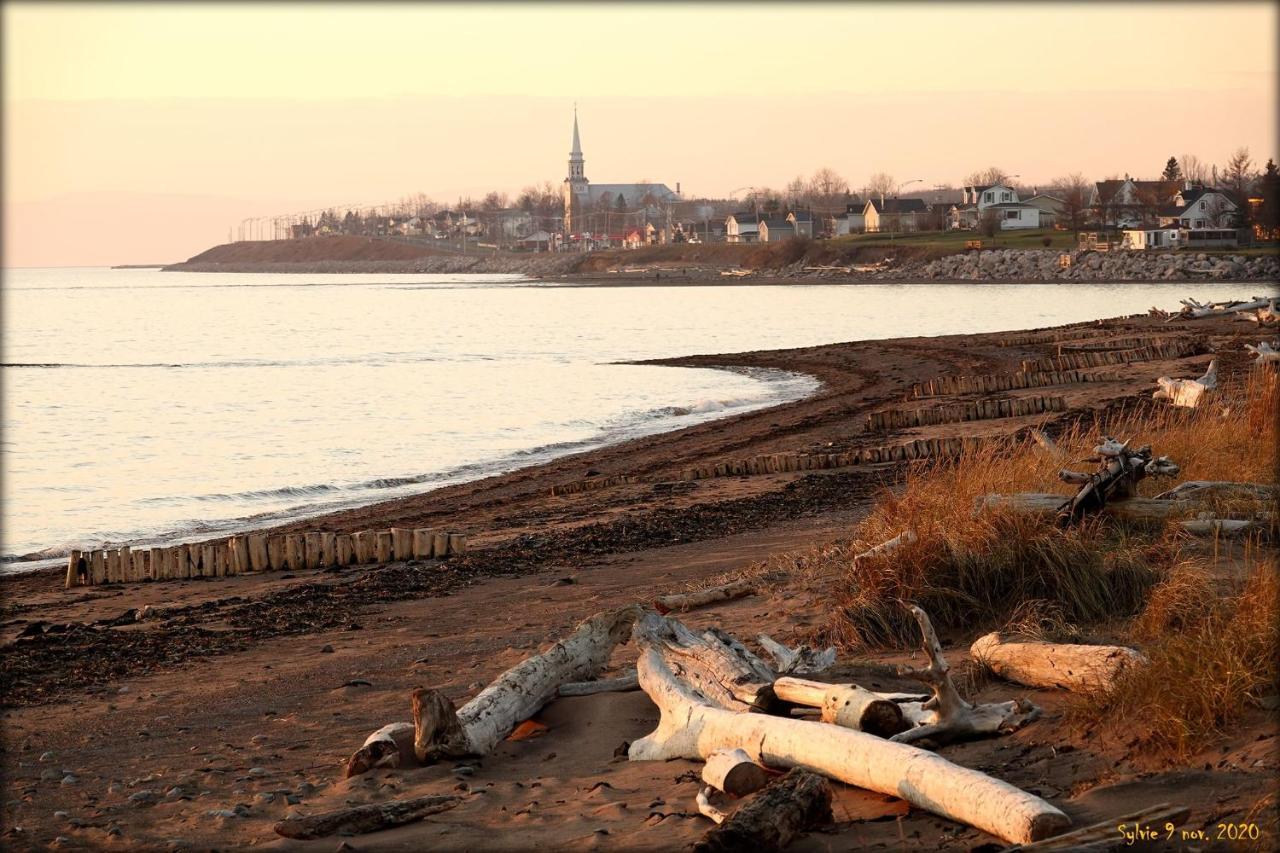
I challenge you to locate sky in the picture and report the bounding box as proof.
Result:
[3,2,1277,267]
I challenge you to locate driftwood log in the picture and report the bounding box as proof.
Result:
[1153,480,1277,502]
[853,529,917,563]
[628,611,1070,844]
[1246,341,1279,363]
[771,677,909,737]
[557,670,639,696]
[346,606,639,775]
[654,577,757,613]
[890,605,1040,748]
[272,794,460,839]
[970,633,1147,693]
[702,747,771,797]
[344,722,416,777]
[1055,438,1179,525]
[411,605,640,762]
[693,768,833,853]
[1003,803,1190,852]
[1154,358,1218,409]
[756,635,835,675]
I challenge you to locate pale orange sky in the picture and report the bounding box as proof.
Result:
[3,2,1276,267]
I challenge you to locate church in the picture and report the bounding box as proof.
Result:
[562,110,680,237]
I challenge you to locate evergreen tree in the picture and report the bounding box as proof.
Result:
[1260,158,1279,241]
[1161,157,1182,182]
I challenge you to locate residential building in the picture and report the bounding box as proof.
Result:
[844,200,867,234]
[1090,177,1180,228]
[1157,186,1239,230]
[1021,194,1065,229]
[950,184,1046,231]
[758,217,795,242]
[864,197,930,233]
[785,210,815,238]
[726,212,760,243]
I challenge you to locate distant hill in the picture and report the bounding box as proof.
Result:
[177,236,450,265]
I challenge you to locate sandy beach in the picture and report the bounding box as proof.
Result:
[2,311,1274,851]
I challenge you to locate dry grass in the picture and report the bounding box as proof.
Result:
[782,365,1277,651]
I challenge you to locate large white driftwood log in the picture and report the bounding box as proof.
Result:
[628,612,1070,844]
[1179,517,1270,537]
[890,605,1040,748]
[344,723,416,777]
[1245,342,1280,364]
[1153,358,1217,409]
[970,633,1147,693]
[978,493,1186,521]
[702,747,771,797]
[772,677,909,737]
[410,605,641,763]
[756,635,836,675]
[654,577,757,614]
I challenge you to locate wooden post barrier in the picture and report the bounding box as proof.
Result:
[447,533,467,556]
[284,534,305,571]
[320,532,336,567]
[432,531,449,558]
[90,549,107,584]
[353,531,374,564]
[336,533,354,566]
[131,549,148,581]
[248,534,269,572]
[375,531,393,564]
[304,532,323,569]
[199,544,215,578]
[267,536,286,571]
[119,546,134,582]
[65,549,83,588]
[105,548,121,584]
[171,545,188,580]
[149,547,164,580]
[412,528,435,559]
[391,527,413,560]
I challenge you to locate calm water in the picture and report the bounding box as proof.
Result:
[0,268,1256,568]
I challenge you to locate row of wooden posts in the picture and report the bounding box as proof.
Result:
[994,326,1128,347]
[911,369,1122,399]
[1056,334,1184,353]
[678,435,990,481]
[865,395,1066,432]
[64,527,468,589]
[1019,339,1204,374]
[550,474,640,497]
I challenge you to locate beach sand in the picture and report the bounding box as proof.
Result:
[3,313,1273,850]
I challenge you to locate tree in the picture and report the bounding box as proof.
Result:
[1051,173,1092,233]
[1258,158,1279,241]
[1179,154,1208,185]
[806,167,850,217]
[1161,157,1182,182]
[1221,147,1256,228]
[785,175,809,209]
[964,166,1009,187]
[864,172,896,202]
[481,191,508,212]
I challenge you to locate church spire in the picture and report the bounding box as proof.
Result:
[571,105,582,157]
[567,106,585,182]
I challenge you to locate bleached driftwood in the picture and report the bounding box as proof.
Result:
[1246,341,1280,363]
[772,677,909,737]
[628,611,1070,844]
[1153,358,1218,408]
[344,722,416,777]
[1179,517,1269,537]
[696,787,730,824]
[1176,296,1272,319]
[557,670,639,696]
[890,605,1040,748]
[702,747,770,797]
[412,605,640,762]
[1031,429,1065,459]
[654,577,757,614]
[756,634,836,675]
[1055,437,1180,524]
[346,606,639,775]
[970,633,1147,693]
[978,494,1185,522]
[1153,480,1277,502]
[693,768,833,853]
[853,529,917,563]
[1057,469,1092,485]
[273,794,460,839]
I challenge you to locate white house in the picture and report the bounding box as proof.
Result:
[726,212,760,243]
[844,201,867,234]
[1158,186,1238,230]
[785,210,815,238]
[952,183,1044,230]
[1090,178,1180,228]
[1121,226,1181,251]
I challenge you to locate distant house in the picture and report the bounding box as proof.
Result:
[950,184,1044,231]
[518,230,555,252]
[1090,178,1181,228]
[1120,225,1182,251]
[1157,186,1238,230]
[1021,194,1065,229]
[785,210,815,238]
[843,201,867,234]
[864,197,930,233]
[726,212,760,243]
[758,217,796,242]
[494,209,535,240]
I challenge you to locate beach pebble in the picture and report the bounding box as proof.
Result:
[207,809,239,819]
[117,686,131,695]
[40,769,60,782]
[39,751,54,762]
[60,775,78,786]
[254,792,276,804]
[247,767,268,777]
[250,734,268,745]
[51,837,73,848]
[107,782,125,794]
[320,644,335,653]
[165,787,187,800]
[128,790,160,807]
[285,793,301,805]
[298,782,318,797]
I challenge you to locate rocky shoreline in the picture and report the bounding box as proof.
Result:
[165,246,1279,283]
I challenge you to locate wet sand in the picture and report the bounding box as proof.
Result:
[3,313,1273,851]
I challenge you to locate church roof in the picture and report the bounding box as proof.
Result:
[571,109,582,157]
[579,183,678,207]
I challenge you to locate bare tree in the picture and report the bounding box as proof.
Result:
[785,175,809,209]
[806,167,850,217]
[1050,173,1092,233]
[864,172,896,202]
[964,166,1010,187]
[1221,148,1256,219]
[1179,154,1209,185]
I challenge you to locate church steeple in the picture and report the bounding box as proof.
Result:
[568,106,585,181]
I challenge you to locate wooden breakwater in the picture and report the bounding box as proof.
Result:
[678,435,991,481]
[865,395,1066,432]
[64,526,467,588]
[911,370,1123,398]
[1019,339,1204,373]
[550,474,642,497]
